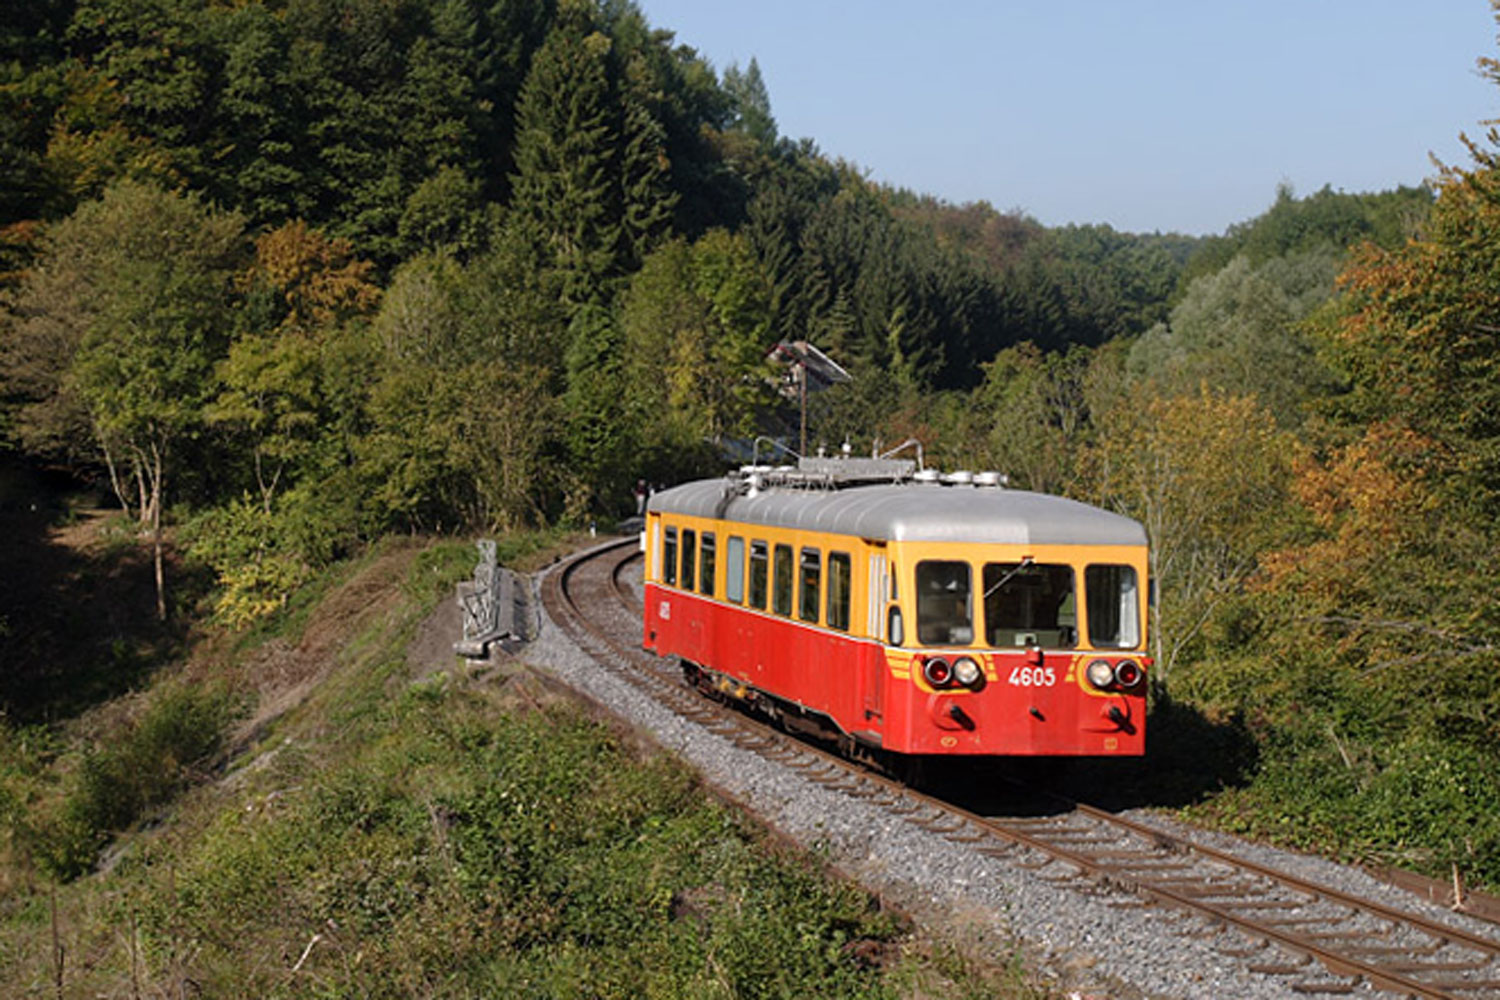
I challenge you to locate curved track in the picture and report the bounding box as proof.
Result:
[542,538,1500,998]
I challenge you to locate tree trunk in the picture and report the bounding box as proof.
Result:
[99,433,131,515]
[254,448,281,515]
[150,441,166,621]
[135,449,152,527]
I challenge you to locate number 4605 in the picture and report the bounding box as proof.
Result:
[1008,666,1056,687]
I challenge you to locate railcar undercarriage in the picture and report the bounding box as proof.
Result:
[679,657,928,781]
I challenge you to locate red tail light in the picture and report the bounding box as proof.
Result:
[923,657,952,688]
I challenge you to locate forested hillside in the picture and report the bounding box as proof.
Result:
[4,0,1500,915]
[2,0,1204,612]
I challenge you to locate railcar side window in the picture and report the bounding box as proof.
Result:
[773,544,793,616]
[681,530,697,592]
[982,563,1076,648]
[798,548,821,623]
[749,541,768,609]
[916,561,973,645]
[1086,564,1140,648]
[663,527,678,586]
[726,536,745,604]
[827,552,851,631]
[700,532,716,597]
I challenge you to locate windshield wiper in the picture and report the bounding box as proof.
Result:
[982,556,1035,600]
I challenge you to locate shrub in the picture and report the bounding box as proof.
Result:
[33,683,235,880]
[1191,727,1500,888]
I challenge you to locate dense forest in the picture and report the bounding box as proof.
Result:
[3,0,1500,906]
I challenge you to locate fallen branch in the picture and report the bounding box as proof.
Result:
[291,933,323,974]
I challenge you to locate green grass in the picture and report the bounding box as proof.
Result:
[1,537,1049,999]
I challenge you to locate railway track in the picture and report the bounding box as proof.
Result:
[539,536,1500,999]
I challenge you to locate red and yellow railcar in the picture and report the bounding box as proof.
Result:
[642,458,1150,758]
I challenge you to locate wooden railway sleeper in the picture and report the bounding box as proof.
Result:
[943,828,988,844]
[1145,880,1271,900]
[1031,829,1116,843]
[1089,849,1193,862]
[907,804,950,823]
[1255,916,1355,930]
[1001,818,1094,833]
[1383,957,1492,973]
[1287,976,1360,995]
[1218,938,1271,958]
[1314,940,1443,958]
[914,815,969,834]
[1300,926,1399,942]
[977,844,1018,859]
[1249,954,1315,975]
[1028,829,1118,845]
[1103,896,1152,910]
[1090,856,1197,873]
[1038,865,1086,885]
[1413,977,1500,993]
[1217,901,1338,917]
[838,783,880,799]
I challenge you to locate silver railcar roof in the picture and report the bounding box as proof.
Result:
[647,478,1146,547]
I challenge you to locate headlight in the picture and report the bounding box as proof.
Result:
[1113,659,1143,688]
[1085,659,1115,690]
[953,656,982,687]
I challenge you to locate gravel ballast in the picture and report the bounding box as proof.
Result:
[517,546,1496,1000]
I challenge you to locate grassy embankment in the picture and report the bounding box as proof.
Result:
[0,522,1044,998]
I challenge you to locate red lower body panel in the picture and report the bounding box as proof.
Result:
[643,585,1143,757]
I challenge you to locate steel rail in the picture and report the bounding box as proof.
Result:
[544,539,1500,999]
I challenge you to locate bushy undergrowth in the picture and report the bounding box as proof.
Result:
[1186,726,1500,888]
[27,682,237,881]
[2,541,1040,999]
[131,682,907,998]
[1168,636,1500,891]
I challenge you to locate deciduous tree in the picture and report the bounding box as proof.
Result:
[1084,385,1294,680]
[45,180,245,618]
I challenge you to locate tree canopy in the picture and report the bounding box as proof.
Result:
[11,0,1500,898]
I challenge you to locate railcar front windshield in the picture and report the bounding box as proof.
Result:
[983,562,1076,648]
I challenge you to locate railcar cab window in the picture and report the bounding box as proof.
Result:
[681,530,696,592]
[749,541,769,609]
[699,532,716,597]
[916,561,973,646]
[983,562,1076,648]
[827,552,851,631]
[1086,564,1141,648]
[726,536,745,604]
[772,544,794,616]
[663,527,678,586]
[799,548,821,623]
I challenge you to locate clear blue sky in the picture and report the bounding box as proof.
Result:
[637,1,1499,235]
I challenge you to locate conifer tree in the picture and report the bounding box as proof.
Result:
[618,54,677,269]
[722,57,777,147]
[509,0,621,312]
